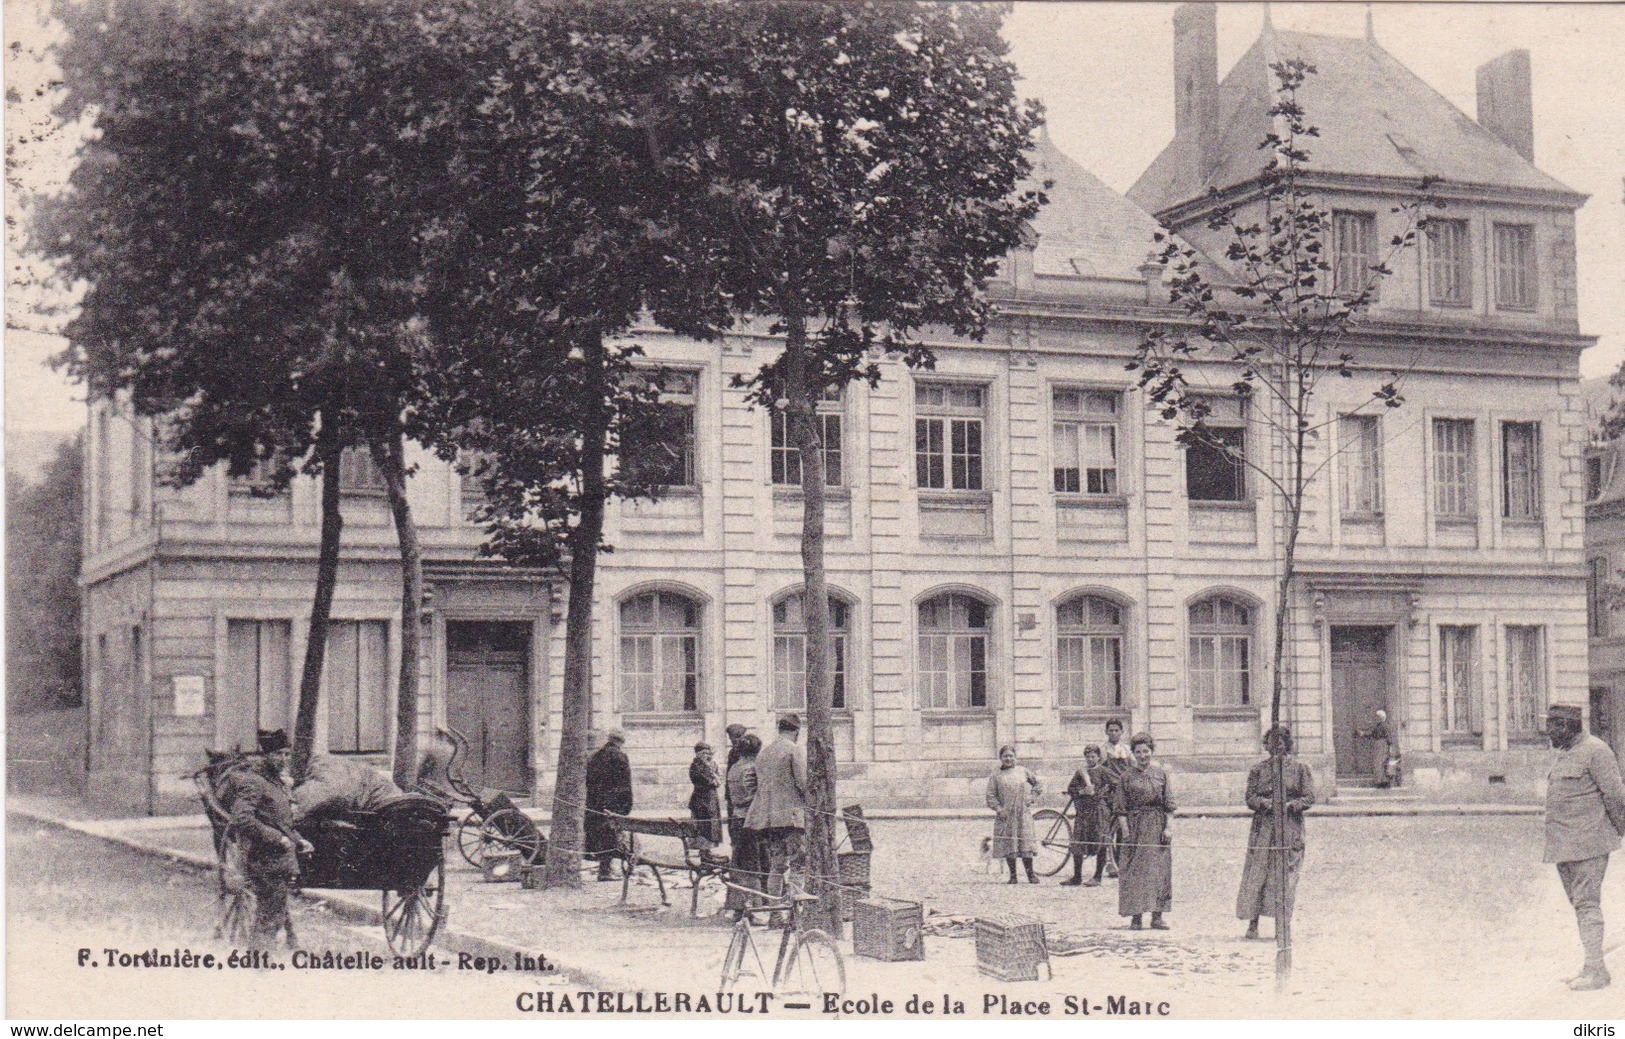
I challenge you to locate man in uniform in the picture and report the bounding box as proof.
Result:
[1544,703,1625,991]
[223,729,310,948]
[585,731,632,881]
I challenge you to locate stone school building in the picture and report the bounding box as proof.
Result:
[81,9,1595,813]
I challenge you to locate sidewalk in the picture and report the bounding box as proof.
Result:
[6,793,1609,1020]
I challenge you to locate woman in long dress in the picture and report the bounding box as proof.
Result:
[986,744,1044,884]
[1111,732,1174,929]
[1062,744,1112,887]
[687,742,723,848]
[1235,726,1315,939]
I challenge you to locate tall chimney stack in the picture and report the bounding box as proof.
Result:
[1173,3,1219,180]
[1476,49,1534,163]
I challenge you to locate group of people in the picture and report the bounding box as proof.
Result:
[584,713,813,922]
[987,719,1176,931]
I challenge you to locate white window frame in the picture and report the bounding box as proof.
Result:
[1493,222,1536,311]
[617,589,703,714]
[770,592,851,711]
[1187,594,1253,708]
[1503,624,1546,738]
[1052,388,1122,496]
[1427,218,1472,307]
[1431,417,1477,521]
[1055,594,1125,709]
[1332,210,1377,295]
[915,382,986,492]
[1185,395,1249,503]
[1500,420,1542,521]
[916,592,992,711]
[1338,413,1382,517]
[771,386,844,488]
[1437,624,1481,737]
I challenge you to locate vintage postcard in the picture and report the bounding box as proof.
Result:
[5,0,1623,1027]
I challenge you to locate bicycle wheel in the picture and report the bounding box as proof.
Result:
[480,808,543,863]
[719,923,753,989]
[777,929,846,995]
[1032,808,1072,876]
[456,813,486,867]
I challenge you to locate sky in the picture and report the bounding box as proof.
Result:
[4,1,1622,435]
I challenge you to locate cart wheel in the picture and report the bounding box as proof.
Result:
[777,929,846,995]
[479,808,542,863]
[382,860,445,958]
[456,814,486,867]
[1032,808,1073,877]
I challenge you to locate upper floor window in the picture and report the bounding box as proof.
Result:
[1331,210,1377,294]
[229,454,288,498]
[1493,223,1536,310]
[1053,389,1120,495]
[1186,396,1247,503]
[771,386,843,488]
[339,447,386,495]
[1501,421,1542,521]
[618,590,701,713]
[1589,558,1610,639]
[917,592,989,709]
[771,593,848,711]
[1438,625,1480,736]
[1188,595,1251,707]
[645,371,698,488]
[1056,595,1123,709]
[1339,414,1382,516]
[1432,418,1476,519]
[1505,625,1546,735]
[1427,219,1471,306]
[916,383,985,491]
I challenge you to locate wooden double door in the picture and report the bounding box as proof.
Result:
[445,620,532,793]
[1331,625,1390,781]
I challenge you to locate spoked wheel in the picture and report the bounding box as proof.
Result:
[1032,809,1073,877]
[479,808,542,863]
[718,924,753,989]
[456,814,486,867]
[217,886,255,945]
[382,860,446,957]
[777,929,846,995]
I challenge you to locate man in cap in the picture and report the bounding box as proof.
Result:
[722,723,749,821]
[744,713,808,922]
[1543,703,1625,991]
[222,729,311,947]
[585,730,632,881]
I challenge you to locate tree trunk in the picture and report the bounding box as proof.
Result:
[544,333,609,890]
[781,312,840,935]
[291,424,344,783]
[375,429,424,791]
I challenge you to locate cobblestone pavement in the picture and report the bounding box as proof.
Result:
[10,802,1622,1020]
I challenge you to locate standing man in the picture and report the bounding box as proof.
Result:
[744,713,808,921]
[222,729,311,948]
[722,723,749,821]
[1544,704,1625,991]
[1101,719,1133,878]
[585,730,632,881]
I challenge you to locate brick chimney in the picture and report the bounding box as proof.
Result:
[1476,49,1534,163]
[1173,3,1219,181]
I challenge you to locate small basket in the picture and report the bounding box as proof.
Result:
[837,882,871,923]
[854,898,925,962]
[840,805,873,853]
[519,861,544,889]
[975,913,1051,981]
[482,849,522,883]
[837,851,871,886]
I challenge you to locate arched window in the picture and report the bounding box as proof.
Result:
[771,593,850,711]
[1056,595,1123,708]
[1188,595,1252,706]
[618,590,701,713]
[918,593,990,709]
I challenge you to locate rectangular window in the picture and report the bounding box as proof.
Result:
[325,620,389,754]
[339,447,387,495]
[1056,635,1122,708]
[1187,633,1250,707]
[1427,219,1471,306]
[1432,419,1476,519]
[226,620,291,736]
[1589,558,1610,638]
[1586,455,1606,502]
[915,383,985,491]
[771,387,844,488]
[1505,625,1546,735]
[1052,389,1120,495]
[1438,625,1479,735]
[1339,414,1382,516]
[1186,397,1247,502]
[648,371,698,487]
[1332,210,1377,294]
[1494,223,1536,310]
[131,423,148,521]
[1501,421,1542,520]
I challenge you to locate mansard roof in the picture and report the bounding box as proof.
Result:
[1128,29,1579,218]
[1026,134,1172,282]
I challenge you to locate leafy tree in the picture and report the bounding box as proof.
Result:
[671,0,1044,932]
[1596,361,1625,443]
[41,0,464,784]
[5,435,83,713]
[1130,58,1435,982]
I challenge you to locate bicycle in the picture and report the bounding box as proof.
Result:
[718,886,846,994]
[1031,801,1075,878]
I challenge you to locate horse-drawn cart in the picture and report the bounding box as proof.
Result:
[193,753,450,957]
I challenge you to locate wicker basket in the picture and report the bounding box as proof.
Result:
[854,898,925,962]
[975,913,1051,981]
[837,851,871,886]
[519,862,544,889]
[837,882,871,922]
